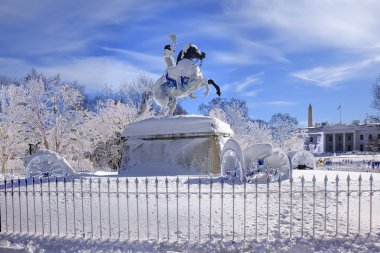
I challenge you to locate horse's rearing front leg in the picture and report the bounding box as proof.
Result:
[208,79,221,96]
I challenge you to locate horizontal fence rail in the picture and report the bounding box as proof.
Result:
[0,174,379,242]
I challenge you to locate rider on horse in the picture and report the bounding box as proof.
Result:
[153,35,221,115]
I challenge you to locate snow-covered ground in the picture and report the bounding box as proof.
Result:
[0,169,379,252]
[0,233,380,253]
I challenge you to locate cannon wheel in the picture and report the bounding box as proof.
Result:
[264,147,291,181]
[290,150,316,170]
[26,150,74,178]
[221,139,245,182]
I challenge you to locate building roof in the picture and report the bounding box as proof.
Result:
[306,123,380,134]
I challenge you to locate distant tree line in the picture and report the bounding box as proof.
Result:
[199,98,307,151]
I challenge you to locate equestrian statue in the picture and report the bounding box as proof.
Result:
[153,34,221,115]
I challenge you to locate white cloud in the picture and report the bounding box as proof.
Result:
[101,47,163,70]
[236,75,259,92]
[223,0,380,51]
[0,57,34,78]
[291,55,380,88]
[0,1,163,57]
[257,101,297,106]
[242,89,263,97]
[41,57,160,93]
[0,56,160,93]
[222,73,264,96]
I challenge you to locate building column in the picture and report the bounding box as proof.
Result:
[343,132,346,153]
[353,131,356,151]
[321,132,325,153]
[333,134,336,153]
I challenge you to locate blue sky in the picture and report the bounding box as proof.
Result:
[1,0,380,126]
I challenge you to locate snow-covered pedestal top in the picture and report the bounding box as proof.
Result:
[122,115,233,139]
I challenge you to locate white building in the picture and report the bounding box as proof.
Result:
[305,104,380,153]
[306,123,380,153]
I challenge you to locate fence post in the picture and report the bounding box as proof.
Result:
[278,176,281,238]
[40,177,44,235]
[55,177,59,236]
[135,178,139,241]
[221,177,224,240]
[0,178,2,233]
[209,177,213,240]
[165,177,169,241]
[266,176,270,239]
[145,177,150,240]
[64,177,67,236]
[48,177,52,235]
[289,176,293,239]
[98,178,102,238]
[335,175,339,236]
[72,177,76,237]
[346,175,350,236]
[25,178,29,234]
[255,177,258,241]
[301,175,304,238]
[312,175,316,237]
[324,175,328,233]
[187,177,190,241]
[198,177,202,244]
[32,177,36,234]
[80,177,85,238]
[11,178,15,233]
[108,178,111,239]
[243,179,246,241]
[18,178,21,234]
[369,174,373,234]
[89,178,93,238]
[176,177,179,241]
[126,178,130,240]
[358,175,362,234]
[233,177,236,242]
[155,177,159,240]
[117,177,121,239]
[4,178,8,233]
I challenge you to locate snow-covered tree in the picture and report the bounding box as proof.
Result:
[0,86,26,175]
[0,71,87,174]
[199,98,249,119]
[269,113,306,152]
[19,72,84,153]
[369,75,380,122]
[81,98,154,171]
[206,98,274,149]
